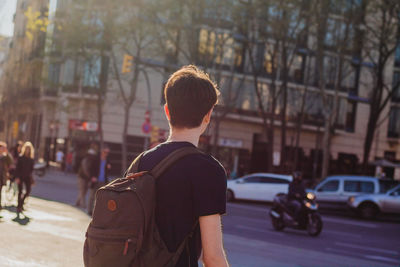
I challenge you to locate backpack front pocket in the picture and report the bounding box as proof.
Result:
[84,228,139,267]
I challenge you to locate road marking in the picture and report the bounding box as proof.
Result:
[323,216,378,229]
[235,225,285,236]
[335,242,399,255]
[364,255,400,264]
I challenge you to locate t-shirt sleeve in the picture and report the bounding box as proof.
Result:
[191,156,227,217]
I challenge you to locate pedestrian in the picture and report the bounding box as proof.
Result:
[15,142,35,213]
[65,149,73,173]
[135,65,229,266]
[87,147,111,216]
[0,141,14,210]
[75,147,97,209]
[56,148,64,171]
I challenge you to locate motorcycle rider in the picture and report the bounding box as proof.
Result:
[288,171,306,222]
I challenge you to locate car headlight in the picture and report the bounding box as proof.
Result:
[307,192,316,200]
[349,196,355,203]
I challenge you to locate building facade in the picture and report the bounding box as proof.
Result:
[1,0,400,179]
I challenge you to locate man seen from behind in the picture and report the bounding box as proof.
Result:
[137,65,229,267]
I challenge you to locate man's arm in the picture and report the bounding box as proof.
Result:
[199,214,229,267]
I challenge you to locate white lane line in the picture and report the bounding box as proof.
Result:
[323,216,378,229]
[235,225,285,236]
[335,242,399,255]
[364,255,400,264]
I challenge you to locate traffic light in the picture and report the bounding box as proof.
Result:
[121,54,133,73]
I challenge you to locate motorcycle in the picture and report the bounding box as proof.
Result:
[269,192,323,237]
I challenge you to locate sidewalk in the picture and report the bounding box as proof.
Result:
[0,197,90,267]
[0,196,388,267]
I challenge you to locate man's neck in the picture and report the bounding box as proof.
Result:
[167,127,201,147]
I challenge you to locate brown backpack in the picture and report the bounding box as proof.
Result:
[83,147,201,267]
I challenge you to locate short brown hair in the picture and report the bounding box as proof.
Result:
[164,65,219,128]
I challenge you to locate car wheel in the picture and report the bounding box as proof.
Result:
[227,190,235,202]
[358,203,379,220]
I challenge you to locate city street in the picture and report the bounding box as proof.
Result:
[0,169,399,267]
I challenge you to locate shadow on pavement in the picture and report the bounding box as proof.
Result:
[3,204,32,226]
[12,213,31,225]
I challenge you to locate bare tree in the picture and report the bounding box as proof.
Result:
[361,0,400,172]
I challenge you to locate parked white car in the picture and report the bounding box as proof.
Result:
[311,175,398,209]
[227,173,292,202]
[348,184,400,219]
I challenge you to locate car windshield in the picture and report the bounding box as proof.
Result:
[379,180,399,193]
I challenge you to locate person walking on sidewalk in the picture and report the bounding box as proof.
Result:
[15,142,35,213]
[0,141,14,210]
[75,148,97,209]
[87,147,111,216]
[136,65,229,267]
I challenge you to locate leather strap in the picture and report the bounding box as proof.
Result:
[150,146,201,178]
[124,151,145,177]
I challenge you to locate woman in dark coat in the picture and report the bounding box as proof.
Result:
[15,142,35,213]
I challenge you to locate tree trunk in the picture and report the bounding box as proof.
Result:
[362,107,379,172]
[122,104,130,172]
[280,45,288,172]
[320,116,331,179]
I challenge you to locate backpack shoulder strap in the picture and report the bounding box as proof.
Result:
[151,146,202,178]
[125,151,145,177]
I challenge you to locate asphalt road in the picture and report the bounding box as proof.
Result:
[30,169,400,267]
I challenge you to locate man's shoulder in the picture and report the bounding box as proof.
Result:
[141,142,226,176]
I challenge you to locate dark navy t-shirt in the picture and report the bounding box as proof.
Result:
[138,141,227,267]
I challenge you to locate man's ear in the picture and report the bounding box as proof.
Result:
[164,104,171,121]
[204,107,214,124]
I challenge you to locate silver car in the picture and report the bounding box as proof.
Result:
[311,175,398,209]
[348,184,400,219]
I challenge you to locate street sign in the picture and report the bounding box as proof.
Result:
[142,122,151,134]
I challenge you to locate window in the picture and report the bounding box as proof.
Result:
[259,177,290,184]
[392,71,400,102]
[395,42,400,67]
[62,59,76,86]
[324,18,355,50]
[390,187,400,196]
[388,107,400,138]
[197,28,245,71]
[360,182,374,193]
[344,181,374,193]
[318,180,339,192]
[48,63,60,85]
[244,177,261,183]
[83,56,101,88]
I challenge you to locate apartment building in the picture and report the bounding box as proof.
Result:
[1,0,399,179]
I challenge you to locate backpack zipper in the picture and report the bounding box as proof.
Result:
[88,234,133,256]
